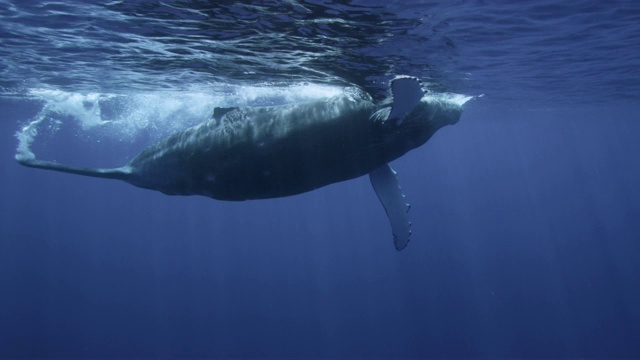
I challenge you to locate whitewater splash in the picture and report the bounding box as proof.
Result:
[15,83,345,162]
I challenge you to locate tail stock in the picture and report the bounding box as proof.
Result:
[16,156,130,181]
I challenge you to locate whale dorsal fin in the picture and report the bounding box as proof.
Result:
[387,76,424,125]
[369,163,412,250]
[212,107,239,121]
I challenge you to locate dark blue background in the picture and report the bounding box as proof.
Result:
[1,99,639,357]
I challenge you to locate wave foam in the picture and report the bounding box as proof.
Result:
[14,83,346,162]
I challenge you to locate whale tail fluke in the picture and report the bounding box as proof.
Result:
[16,156,131,182]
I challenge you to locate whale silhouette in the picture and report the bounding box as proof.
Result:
[16,76,471,250]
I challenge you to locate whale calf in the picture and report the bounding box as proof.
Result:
[16,76,471,250]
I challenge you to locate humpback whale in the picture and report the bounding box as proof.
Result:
[16,76,471,250]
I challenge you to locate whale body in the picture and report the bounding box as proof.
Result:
[16,76,471,250]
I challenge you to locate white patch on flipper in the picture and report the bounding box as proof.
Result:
[387,76,424,125]
[369,163,412,251]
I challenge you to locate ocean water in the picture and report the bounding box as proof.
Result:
[1,0,639,357]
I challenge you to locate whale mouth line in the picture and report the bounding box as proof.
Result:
[425,92,479,107]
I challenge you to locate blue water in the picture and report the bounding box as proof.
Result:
[1,0,639,357]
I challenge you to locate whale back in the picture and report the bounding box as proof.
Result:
[125,90,387,200]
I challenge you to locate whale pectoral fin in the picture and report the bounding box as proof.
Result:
[369,163,412,251]
[387,76,425,125]
[212,107,239,121]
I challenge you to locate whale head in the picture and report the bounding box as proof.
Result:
[371,77,473,155]
[409,93,471,132]
[396,95,465,153]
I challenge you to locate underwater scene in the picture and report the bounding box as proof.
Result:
[1,1,639,357]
